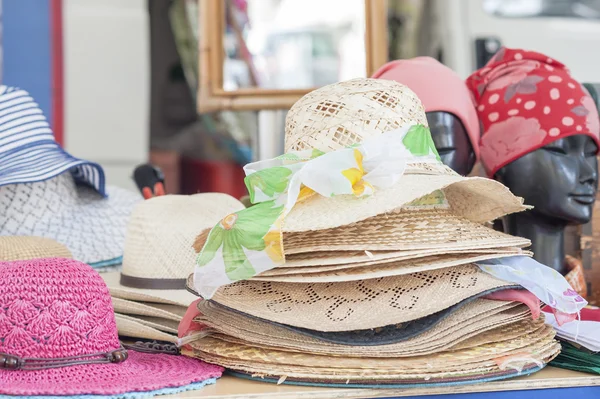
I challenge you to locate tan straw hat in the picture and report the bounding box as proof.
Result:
[209,265,515,331]
[0,236,72,261]
[114,314,178,343]
[281,78,527,232]
[195,299,533,357]
[103,193,245,307]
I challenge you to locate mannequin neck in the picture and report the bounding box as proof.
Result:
[502,211,567,274]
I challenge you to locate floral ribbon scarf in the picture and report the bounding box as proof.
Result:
[193,124,440,298]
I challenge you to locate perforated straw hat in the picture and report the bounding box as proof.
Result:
[0,258,223,397]
[203,265,517,332]
[103,193,245,307]
[0,236,72,261]
[281,78,527,232]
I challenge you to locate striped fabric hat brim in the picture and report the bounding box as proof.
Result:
[0,86,106,195]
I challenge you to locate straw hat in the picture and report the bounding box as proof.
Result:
[205,265,516,332]
[103,193,245,307]
[281,78,527,232]
[195,299,534,357]
[114,314,178,343]
[184,325,559,387]
[0,258,223,397]
[0,236,72,261]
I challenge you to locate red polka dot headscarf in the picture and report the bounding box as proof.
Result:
[466,47,600,177]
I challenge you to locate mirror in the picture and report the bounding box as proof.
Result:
[196,0,388,112]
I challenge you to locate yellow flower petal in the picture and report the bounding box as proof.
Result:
[297,185,316,202]
[263,230,284,263]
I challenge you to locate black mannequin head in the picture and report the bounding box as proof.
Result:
[426,111,476,176]
[496,135,598,226]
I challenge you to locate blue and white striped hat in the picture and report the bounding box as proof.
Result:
[0,86,106,194]
[0,86,141,268]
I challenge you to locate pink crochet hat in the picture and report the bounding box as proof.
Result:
[372,57,481,160]
[0,258,223,397]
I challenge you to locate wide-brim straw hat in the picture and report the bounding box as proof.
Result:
[0,173,140,268]
[184,324,559,387]
[0,236,72,261]
[280,78,527,232]
[0,257,223,397]
[191,265,516,332]
[111,297,188,321]
[103,193,245,307]
[254,250,530,283]
[195,299,535,357]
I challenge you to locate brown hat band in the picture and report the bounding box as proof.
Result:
[0,347,128,371]
[120,274,186,290]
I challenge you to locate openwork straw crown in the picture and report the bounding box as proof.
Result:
[285,78,429,152]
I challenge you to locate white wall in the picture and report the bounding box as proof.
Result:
[64,0,149,191]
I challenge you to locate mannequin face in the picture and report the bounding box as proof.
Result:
[426,112,476,176]
[496,135,598,225]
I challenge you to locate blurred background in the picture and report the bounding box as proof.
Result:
[3,0,600,193]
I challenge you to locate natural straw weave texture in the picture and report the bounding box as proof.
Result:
[115,313,180,333]
[0,236,72,261]
[110,297,187,321]
[114,314,177,343]
[195,299,533,357]
[283,208,530,254]
[279,246,526,269]
[210,265,513,331]
[253,253,528,283]
[279,78,527,232]
[192,323,554,370]
[104,193,245,307]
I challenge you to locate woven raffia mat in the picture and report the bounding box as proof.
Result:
[283,208,530,254]
[253,253,529,283]
[274,246,527,270]
[0,236,72,261]
[211,265,514,331]
[194,299,533,357]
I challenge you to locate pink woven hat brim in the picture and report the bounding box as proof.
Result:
[0,350,223,396]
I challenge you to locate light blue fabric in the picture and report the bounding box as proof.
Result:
[0,378,217,399]
[89,256,123,269]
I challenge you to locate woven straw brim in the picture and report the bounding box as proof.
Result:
[0,236,72,261]
[115,313,180,334]
[191,322,553,370]
[110,297,187,322]
[194,299,534,357]
[284,173,527,232]
[184,328,559,384]
[280,246,526,269]
[210,265,513,331]
[114,314,177,343]
[102,272,196,307]
[254,253,530,283]
[283,208,530,254]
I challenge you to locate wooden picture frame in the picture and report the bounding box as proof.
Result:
[197,0,389,113]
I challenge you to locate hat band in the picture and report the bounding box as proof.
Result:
[120,274,186,290]
[0,346,128,371]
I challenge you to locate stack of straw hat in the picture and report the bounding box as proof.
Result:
[182,78,561,387]
[101,193,244,343]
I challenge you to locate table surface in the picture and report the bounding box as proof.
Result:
[164,367,600,399]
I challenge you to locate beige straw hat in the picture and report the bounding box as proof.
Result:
[195,299,534,358]
[208,265,515,331]
[114,314,178,343]
[0,236,72,261]
[279,78,527,232]
[253,251,530,283]
[110,297,187,321]
[103,193,245,306]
